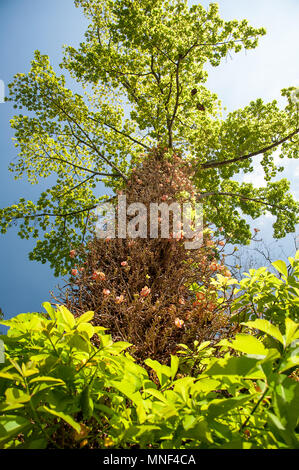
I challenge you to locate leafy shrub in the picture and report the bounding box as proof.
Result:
[0,303,298,449]
[229,251,299,328]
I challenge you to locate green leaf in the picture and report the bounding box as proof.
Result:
[204,356,264,379]
[37,405,81,433]
[77,322,95,339]
[57,305,75,329]
[284,318,299,347]
[29,376,65,385]
[76,311,94,324]
[192,378,221,394]
[143,388,169,404]
[183,417,213,444]
[80,386,94,420]
[0,415,31,442]
[223,333,268,355]
[0,370,21,381]
[5,388,31,404]
[170,355,179,380]
[272,260,288,277]
[279,344,299,372]
[207,395,254,419]
[42,302,56,321]
[144,359,172,386]
[243,319,284,345]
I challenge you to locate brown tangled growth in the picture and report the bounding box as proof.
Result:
[60,146,234,363]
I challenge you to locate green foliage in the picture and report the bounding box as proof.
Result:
[0,303,298,449]
[0,304,134,448]
[1,0,298,275]
[230,250,299,328]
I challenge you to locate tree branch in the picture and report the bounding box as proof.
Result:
[37,149,120,178]
[168,57,182,148]
[201,128,299,169]
[88,116,150,150]
[57,174,96,199]
[198,191,290,212]
[12,196,117,222]
[181,36,257,61]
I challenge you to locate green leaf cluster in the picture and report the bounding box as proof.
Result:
[0,301,298,449]
[230,251,299,328]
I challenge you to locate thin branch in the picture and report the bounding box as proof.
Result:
[201,128,299,169]
[57,174,97,199]
[154,45,177,65]
[12,196,118,221]
[198,191,290,212]
[150,54,164,95]
[168,57,182,148]
[82,210,90,244]
[88,116,150,150]
[14,204,98,220]
[36,149,120,178]
[181,36,258,61]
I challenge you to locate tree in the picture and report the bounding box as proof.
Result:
[1,0,298,276]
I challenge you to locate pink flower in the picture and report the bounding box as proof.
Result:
[209,262,218,272]
[140,286,151,297]
[174,318,184,328]
[174,232,183,241]
[121,261,128,267]
[103,289,111,296]
[92,271,106,281]
[71,269,78,276]
[196,292,205,301]
[115,295,125,304]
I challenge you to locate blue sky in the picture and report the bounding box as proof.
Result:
[0,0,298,320]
